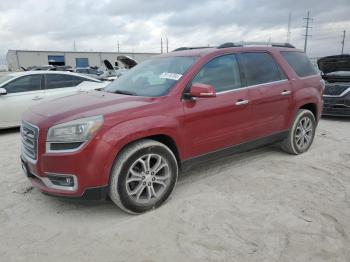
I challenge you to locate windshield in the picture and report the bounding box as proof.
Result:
[104,56,198,97]
[0,75,14,85]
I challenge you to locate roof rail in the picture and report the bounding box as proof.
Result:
[172,46,210,52]
[217,42,242,48]
[217,41,295,49]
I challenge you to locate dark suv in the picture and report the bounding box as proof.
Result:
[20,42,324,214]
[318,54,350,116]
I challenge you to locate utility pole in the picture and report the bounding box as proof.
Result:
[73,40,76,51]
[117,41,120,53]
[166,38,169,53]
[286,12,292,43]
[341,30,346,54]
[303,11,313,53]
[161,38,163,53]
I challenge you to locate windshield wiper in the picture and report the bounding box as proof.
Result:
[113,90,137,96]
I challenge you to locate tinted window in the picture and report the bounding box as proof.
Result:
[193,54,242,92]
[4,75,42,93]
[45,74,82,89]
[239,52,286,86]
[281,51,317,77]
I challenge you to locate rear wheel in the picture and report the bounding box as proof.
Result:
[281,109,316,155]
[109,139,178,214]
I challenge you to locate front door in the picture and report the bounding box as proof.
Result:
[182,54,253,159]
[0,74,44,128]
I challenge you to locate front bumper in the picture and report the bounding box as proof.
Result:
[20,120,115,199]
[322,96,350,116]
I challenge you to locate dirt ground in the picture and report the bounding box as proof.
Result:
[0,117,349,262]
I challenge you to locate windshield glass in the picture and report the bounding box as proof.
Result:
[0,75,14,85]
[104,56,198,97]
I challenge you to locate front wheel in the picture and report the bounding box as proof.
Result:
[109,139,178,214]
[281,109,316,155]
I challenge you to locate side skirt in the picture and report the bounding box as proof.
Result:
[181,131,289,172]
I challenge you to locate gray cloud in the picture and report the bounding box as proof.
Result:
[0,0,349,65]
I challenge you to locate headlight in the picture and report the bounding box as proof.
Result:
[47,115,104,143]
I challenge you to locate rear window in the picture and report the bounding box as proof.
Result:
[239,52,286,86]
[281,51,317,77]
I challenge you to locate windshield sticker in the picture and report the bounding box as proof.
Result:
[159,72,183,81]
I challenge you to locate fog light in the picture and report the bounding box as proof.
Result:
[47,174,75,187]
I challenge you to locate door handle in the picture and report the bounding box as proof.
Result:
[281,90,292,96]
[32,96,43,101]
[235,99,249,106]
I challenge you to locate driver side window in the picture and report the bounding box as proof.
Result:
[193,54,242,92]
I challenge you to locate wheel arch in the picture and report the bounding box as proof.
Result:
[299,103,318,120]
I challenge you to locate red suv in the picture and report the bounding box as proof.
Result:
[21,42,324,214]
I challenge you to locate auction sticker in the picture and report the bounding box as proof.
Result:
[159,72,182,81]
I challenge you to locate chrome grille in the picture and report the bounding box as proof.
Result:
[21,121,39,160]
[324,85,349,96]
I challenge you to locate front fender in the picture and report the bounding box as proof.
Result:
[100,115,184,177]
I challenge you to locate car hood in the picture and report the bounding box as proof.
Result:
[317,55,350,74]
[103,59,115,71]
[117,55,137,68]
[28,90,156,125]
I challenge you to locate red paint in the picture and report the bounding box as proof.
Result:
[22,46,323,197]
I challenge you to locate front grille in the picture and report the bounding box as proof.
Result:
[324,85,349,96]
[21,121,39,160]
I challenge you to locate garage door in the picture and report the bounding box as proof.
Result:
[76,58,89,67]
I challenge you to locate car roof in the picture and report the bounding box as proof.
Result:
[7,70,101,82]
[158,46,302,58]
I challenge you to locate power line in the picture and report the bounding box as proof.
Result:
[286,12,292,43]
[166,38,169,53]
[341,30,346,54]
[303,11,313,53]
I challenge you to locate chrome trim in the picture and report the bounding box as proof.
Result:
[45,141,86,154]
[21,120,39,163]
[216,79,289,95]
[281,90,292,96]
[323,86,350,98]
[30,171,78,192]
[299,74,320,80]
[235,100,249,106]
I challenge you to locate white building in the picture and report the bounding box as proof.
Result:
[6,50,158,71]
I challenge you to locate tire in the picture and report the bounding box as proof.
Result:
[281,109,316,155]
[109,139,178,214]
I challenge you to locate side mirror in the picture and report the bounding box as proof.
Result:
[189,83,216,98]
[0,88,7,96]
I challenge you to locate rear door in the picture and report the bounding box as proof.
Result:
[238,52,292,138]
[183,54,254,158]
[0,74,44,128]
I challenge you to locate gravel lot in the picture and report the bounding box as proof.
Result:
[0,118,349,262]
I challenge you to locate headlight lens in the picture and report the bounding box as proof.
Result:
[47,115,104,142]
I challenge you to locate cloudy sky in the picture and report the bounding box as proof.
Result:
[0,0,349,64]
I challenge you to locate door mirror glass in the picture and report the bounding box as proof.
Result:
[0,88,7,95]
[189,83,216,98]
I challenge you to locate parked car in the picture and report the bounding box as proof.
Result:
[75,67,104,80]
[0,71,108,129]
[317,54,350,116]
[20,42,323,214]
[23,65,74,72]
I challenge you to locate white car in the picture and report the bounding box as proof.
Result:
[0,71,109,129]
